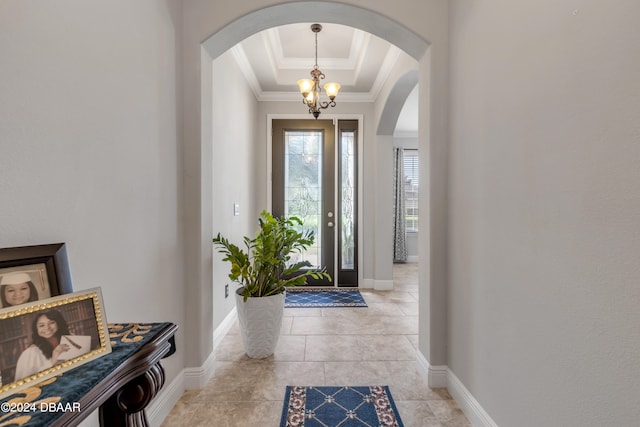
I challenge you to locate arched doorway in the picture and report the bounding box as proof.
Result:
[181,1,448,387]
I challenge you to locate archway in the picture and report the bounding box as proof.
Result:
[182,1,448,388]
[377,70,419,136]
[374,69,420,299]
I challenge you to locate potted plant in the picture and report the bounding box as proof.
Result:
[213,210,330,358]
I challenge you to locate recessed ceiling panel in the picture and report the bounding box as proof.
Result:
[233,21,417,116]
[277,23,354,59]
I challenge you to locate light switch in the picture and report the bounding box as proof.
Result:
[234,203,240,216]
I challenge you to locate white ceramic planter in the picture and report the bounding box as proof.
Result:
[235,289,285,358]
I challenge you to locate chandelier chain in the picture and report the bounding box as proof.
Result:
[297,23,340,119]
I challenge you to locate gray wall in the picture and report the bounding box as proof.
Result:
[448,1,640,425]
[211,51,260,328]
[0,0,184,377]
[0,2,183,423]
[5,1,636,425]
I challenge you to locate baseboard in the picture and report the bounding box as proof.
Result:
[183,349,216,390]
[214,306,237,351]
[415,350,498,426]
[374,279,394,291]
[147,351,219,425]
[415,349,447,388]
[180,307,238,392]
[149,317,229,425]
[447,370,499,427]
[148,369,185,426]
[361,279,397,290]
[361,278,374,289]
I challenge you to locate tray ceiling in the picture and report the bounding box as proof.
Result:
[232,22,418,135]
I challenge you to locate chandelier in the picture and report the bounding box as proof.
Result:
[297,24,341,119]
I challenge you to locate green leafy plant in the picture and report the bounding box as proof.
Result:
[213,210,331,301]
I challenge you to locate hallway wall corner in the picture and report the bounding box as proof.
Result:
[416,349,500,427]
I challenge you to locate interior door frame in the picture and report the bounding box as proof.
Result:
[267,114,364,287]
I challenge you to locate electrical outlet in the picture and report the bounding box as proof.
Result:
[233,203,240,216]
[225,284,229,298]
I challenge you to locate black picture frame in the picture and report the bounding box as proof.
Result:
[0,243,73,307]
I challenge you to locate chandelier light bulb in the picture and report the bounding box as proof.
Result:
[297,79,314,97]
[305,91,315,105]
[323,82,341,100]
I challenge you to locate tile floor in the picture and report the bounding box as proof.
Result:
[161,263,470,426]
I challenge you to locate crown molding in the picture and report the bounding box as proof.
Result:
[231,33,405,104]
[368,46,402,101]
[258,91,376,103]
[230,45,263,100]
[263,27,370,71]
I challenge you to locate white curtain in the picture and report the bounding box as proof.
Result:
[393,147,407,262]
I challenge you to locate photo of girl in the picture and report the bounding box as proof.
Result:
[0,288,110,399]
[0,266,52,308]
[0,272,39,307]
[14,309,72,381]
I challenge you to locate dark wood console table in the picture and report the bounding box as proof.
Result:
[0,322,178,427]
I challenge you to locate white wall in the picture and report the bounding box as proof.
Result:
[449,1,640,425]
[0,2,183,423]
[0,0,183,362]
[211,50,260,328]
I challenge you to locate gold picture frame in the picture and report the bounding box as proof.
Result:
[0,288,111,399]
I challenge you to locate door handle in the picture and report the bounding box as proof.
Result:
[327,221,334,228]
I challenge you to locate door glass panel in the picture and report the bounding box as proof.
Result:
[341,131,355,270]
[284,130,322,268]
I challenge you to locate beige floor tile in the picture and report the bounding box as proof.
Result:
[359,290,394,303]
[162,264,470,426]
[427,399,472,425]
[394,400,441,426]
[321,302,405,318]
[358,335,416,361]
[323,361,391,385]
[305,334,362,361]
[214,333,245,361]
[385,362,453,401]
[290,316,342,335]
[280,316,293,334]
[283,307,323,317]
[248,361,327,401]
[185,401,282,427]
[396,301,420,315]
[407,334,419,349]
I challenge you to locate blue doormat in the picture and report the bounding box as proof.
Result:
[285,289,367,308]
[280,386,404,426]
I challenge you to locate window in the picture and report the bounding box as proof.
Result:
[403,149,419,232]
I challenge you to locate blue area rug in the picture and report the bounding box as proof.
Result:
[285,289,367,308]
[280,386,404,426]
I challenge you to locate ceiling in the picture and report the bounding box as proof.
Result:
[231,23,418,136]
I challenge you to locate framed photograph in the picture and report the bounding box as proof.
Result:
[0,243,73,309]
[0,288,111,399]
